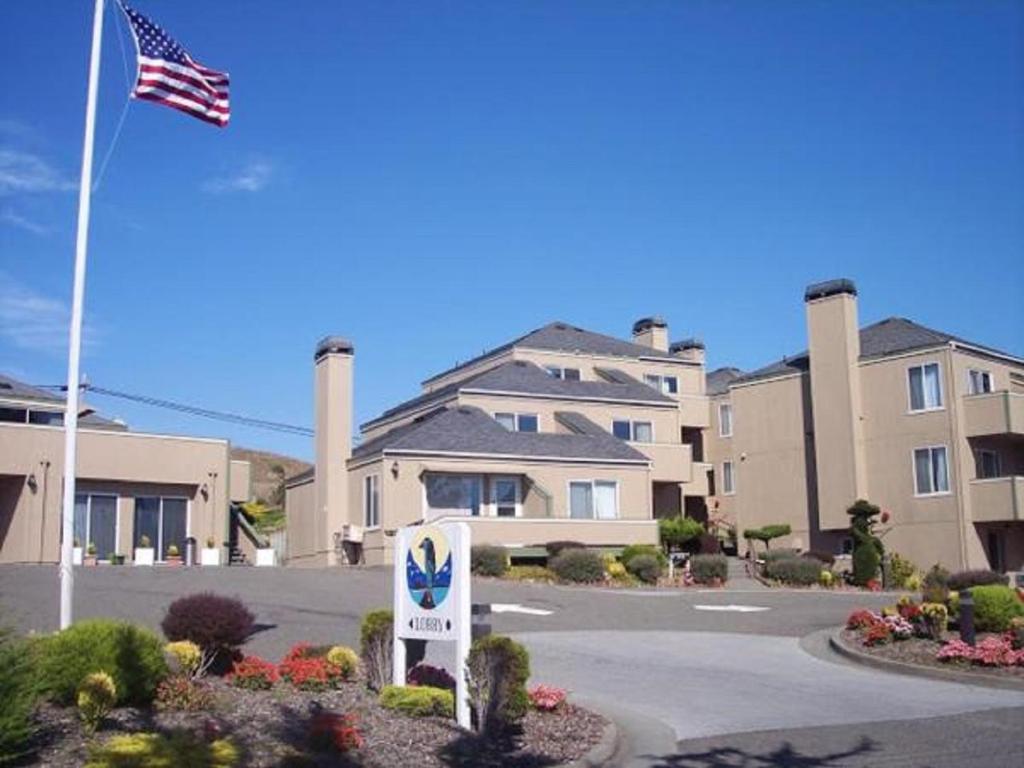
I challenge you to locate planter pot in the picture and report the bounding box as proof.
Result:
[164,555,183,567]
[134,547,155,566]
[73,547,83,566]
[255,548,276,567]
[84,555,97,566]
[200,548,221,566]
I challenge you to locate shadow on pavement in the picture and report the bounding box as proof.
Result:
[645,736,877,767]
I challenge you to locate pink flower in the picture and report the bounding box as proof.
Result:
[528,684,567,712]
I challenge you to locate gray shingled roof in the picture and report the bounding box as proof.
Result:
[364,360,672,429]
[733,317,1020,387]
[423,321,680,386]
[0,373,125,430]
[353,405,648,463]
[705,367,745,396]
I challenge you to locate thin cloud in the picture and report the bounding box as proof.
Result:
[202,160,272,193]
[0,119,34,140]
[1,208,49,236]
[0,273,98,355]
[0,148,76,195]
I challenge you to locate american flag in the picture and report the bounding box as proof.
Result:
[121,3,230,127]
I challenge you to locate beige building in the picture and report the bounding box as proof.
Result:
[0,374,251,564]
[286,320,712,566]
[706,279,1024,573]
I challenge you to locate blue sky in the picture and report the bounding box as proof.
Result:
[1,1,1021,461]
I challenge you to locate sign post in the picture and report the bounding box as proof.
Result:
[393,522,471,729]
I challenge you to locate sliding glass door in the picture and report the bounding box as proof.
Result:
[133,496,188,560]
[73,494,118,559]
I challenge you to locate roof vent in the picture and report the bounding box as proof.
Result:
[804,278,857,302]
[632,316,668,335]
[314,336,354,360]
[670,337,705,353]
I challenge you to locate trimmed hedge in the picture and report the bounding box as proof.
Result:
[764,557,821,586]
[761,548,801,564]
[36,619,167,706]
[549,549,605,583]
[947,570,1009,592]
[620,544,667,568]
[470,545,509,577]
[380,684,454,717]
[626,554,661,584]
[971,585,1024,632]
[690,554,728,584]
[545,541,586,558]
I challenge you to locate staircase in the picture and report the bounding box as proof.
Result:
[228,546,250,566]
[227,503,267,566]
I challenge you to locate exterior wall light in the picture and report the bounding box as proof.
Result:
[391,461,399,479]
[27,473,38,492]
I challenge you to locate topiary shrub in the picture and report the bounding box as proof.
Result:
[743,524,792,552]
[658,517,704,553]
[86,730,240,767]
[0,625,37,764]
[379,684,454,717]
[78,672,117,733]
[470,545,509,577]
[947,570,1009,592]
[466,635,530,734]
[764,557,821,586]
[970,585,1024,632]
[847,499,883,586]
[544,540,586,558]
[549,548,605,583]
[690,554,728,584]
[36,619,167,706]
[161,593,254,673]
[626,553,661,584]
[360,609,393,692]
[922,563,951,604]
[620,544,667,568]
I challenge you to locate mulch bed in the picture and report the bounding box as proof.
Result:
[838,629,1024,681]
[28,678,606,767]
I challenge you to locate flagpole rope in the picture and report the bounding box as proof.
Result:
[91,1,134,193]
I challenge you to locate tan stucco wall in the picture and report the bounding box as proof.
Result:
[0,422,230,564]
[284,476,319,565]
[229,460,251,503]
[704,392,737,528]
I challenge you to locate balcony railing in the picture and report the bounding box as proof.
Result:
[963,391,1023,437]
[970,476,1023,523]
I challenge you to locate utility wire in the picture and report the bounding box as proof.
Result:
[37,383,313,437]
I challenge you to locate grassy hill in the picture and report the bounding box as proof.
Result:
[231,447,311,506]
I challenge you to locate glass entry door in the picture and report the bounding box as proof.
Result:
[134,496,188,560]
[74,494,118,559]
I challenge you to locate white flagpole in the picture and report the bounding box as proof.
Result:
[59,0,106,630]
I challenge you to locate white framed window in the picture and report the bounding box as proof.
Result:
[908,362,943,412]
[424,474,482,520]
[644,374,678,395]
[491,477,521,518]
[75,493,119,560]
[495,412,538,432]
[568,480,618,520]
[545,365,581,381]
[363,474,380,528]
[975,449,1001,479]
[133,496,187,560]
[913,446,950,495]
[721,461,735,495]
[967,369,993,395]
[718,403,733,437]
[611,419,653,442]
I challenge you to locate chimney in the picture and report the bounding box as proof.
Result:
[670,337,705,365]
[314,336,354,565]
[804,279,867,530]
[632,316,669,352]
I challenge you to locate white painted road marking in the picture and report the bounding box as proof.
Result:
[490,603,554,616]
[693,604,771,613]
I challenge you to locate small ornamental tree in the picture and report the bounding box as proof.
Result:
[742,524,791,553]
[658,517,704,553]
[847,499,884,586]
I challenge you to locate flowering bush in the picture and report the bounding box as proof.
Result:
[407,663,456,691]
[309,712,363,753]
[882,615,913,640]
[528,684,567,712]
[937,636,1024,667]
[228,656,278,690]
[846,610,879,630]
[279,644,345,691]
[865,579,882,592]
[155,676,216,711]
[862,623,893,647]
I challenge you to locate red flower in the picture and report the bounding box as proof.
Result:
[309,712,363,753]
[846,609,880,630]
[862,623,893,647]
[228,656,279,689]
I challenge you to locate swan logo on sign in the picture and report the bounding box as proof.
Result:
[405,527,453,611]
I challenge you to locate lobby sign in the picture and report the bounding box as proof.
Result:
[393,521,471,727]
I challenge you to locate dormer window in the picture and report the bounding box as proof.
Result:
[545,366,581,381]
[495,412,538,432]
[644,374,678,395]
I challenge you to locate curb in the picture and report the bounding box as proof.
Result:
[563,720,620,768]
[829,628,1024,692]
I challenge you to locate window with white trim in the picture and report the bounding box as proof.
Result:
[975,449,1001,479]
[611,419,652,442]
[721,461,735,495]
[718,403,733,437]
[495,412,538,432]
[363,474,380,528]
[569,480,618,519]
[914,446,950,495]
[644,374,678,395]
[545,365,581,381]
[908,363,943,411]
[491,477,520,518]
[967,369,993,395]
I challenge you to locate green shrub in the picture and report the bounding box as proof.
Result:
[743,524,791,550]
[887,552,916,588]
[326,645,359,679]
[359,609,393,692]
[466,635,530,734]
[626,554,661,584]
[78,672,117,733]
[658,517,704,551]
[549,548,605,583]
[848,499,883,586]
[544,541,586,558]
[470,545,509,577]
[802,550,836,566]
[36,619,167,706]
[0,624,37,765]
[922,564,951,604]
[505,565,555,582]
[690,554,728,584]
[947,569,1009,592]
[761,548,801,564]
[379,684,454,717]
[85,730,239,767]
[970,585,1024,632]
[620,544,667,568]
[764,557,821,586]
